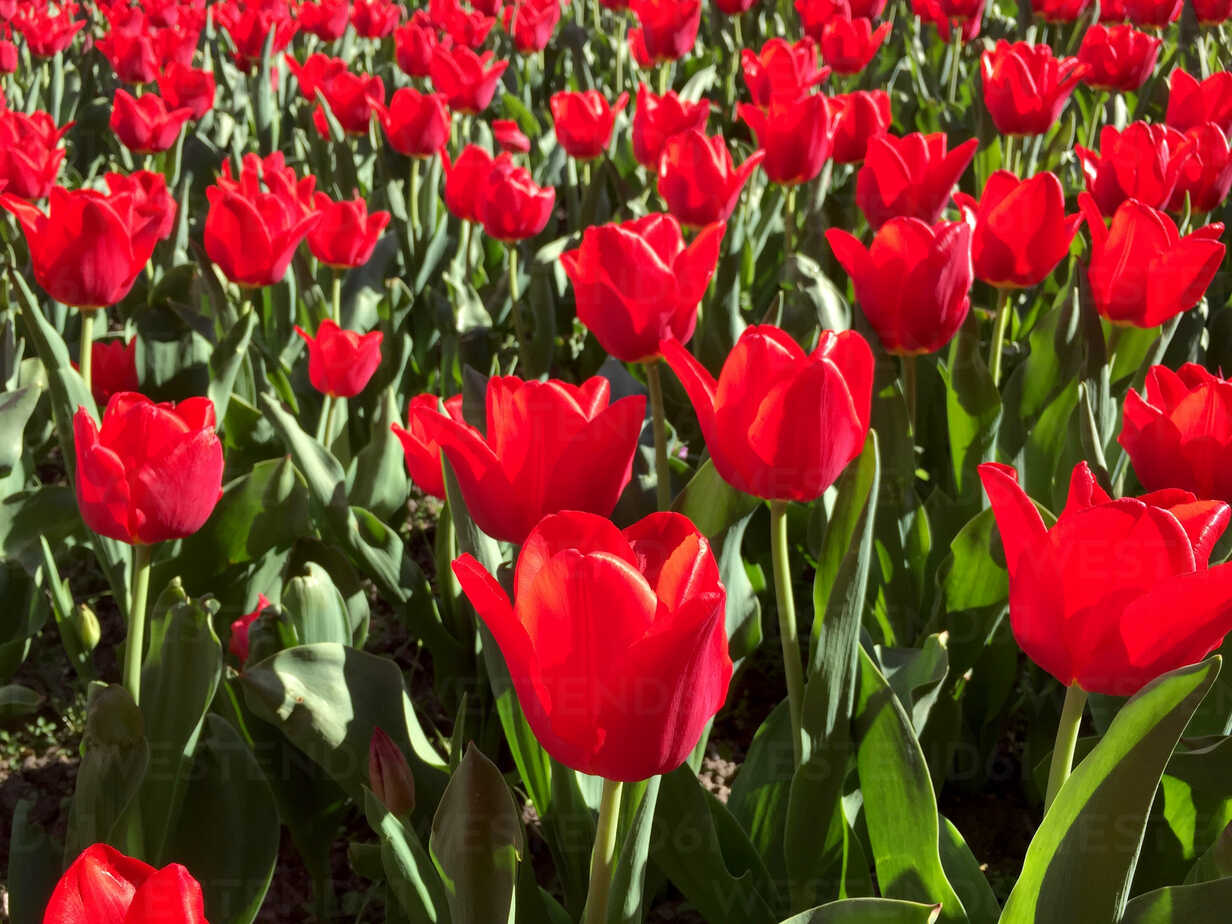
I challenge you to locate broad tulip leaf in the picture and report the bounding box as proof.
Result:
[365,788,452,924]
[728,701,793,885]
[0,484,83,574]
[282,561,353,647]
[208,308,257,427]
[938,818,999,924]
[778,898,943,923]
[1119,877,1232,923]
[0,683,40,718]
[430,743,524,924]
[854,648,968,923]
[672,457,761,539]
[240,643,448,824]
[350,387,409,521]
[998,657,1221,923]
[6,799,60,924]
[163,715,280,924]
[943,312,1001,496]
[0,384,39,477]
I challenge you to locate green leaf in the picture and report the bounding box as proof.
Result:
[728,701,793,886]
[430,744,525,924]
[998,658,1221,923]
[778,898,943,923]
[350,387,409,521]
[938,818,999,924]
[1119,877,1232,923]
[0,683,41,718]
[672,458,760,539]
[854,649,967,923]
[365,788,452,924]
[943,312,1001,496]
[163,715,280,924]
[208,308,257,428]
[6,799,61,924]
[0,385,39,476]
[0,485,83,574]
[605,775,660,924]
[282,561,353,646]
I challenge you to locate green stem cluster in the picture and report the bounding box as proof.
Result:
[770,500,804,768]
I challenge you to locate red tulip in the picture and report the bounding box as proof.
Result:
[431,0,495,47]
[476,156,555,241]
[96,25,160,84]
[855,132,978,230]
[657,130,765,228]
[110,89,193,154]
[980,460,1232,696]
[442,145,494,223]
[0,186,158,309]
[819,16,891,75]
[229,593,271,662]
[307,192,390,269]
[1169,124,1232,216]
[738,95,835,186]
[44,843,207,924]
[1076,122,1189,217]
[980,40,1085,137]
[309,69,385,138]
[1124,0,1181,26]
[912,0,984,41]
[300,0,350,40]
[502,0,561,53]
[0,108,70,200]
[105,170,177,247]
[628,0,701,65]
[953,171,1081,289]
[74,393,223,546]
[295,319,384,398]
[550,90,629,160]
[391,393,468,499]
[204,152,321,288]
[418,376,646,543]
[1194,0,1232,23]
[351,0,402,36]
[740,37,827,107]
[1166,70,1232,135]
[0,36,16,74]
[12,2,85,56]
[213,0,298,68]
[797,0,888,36]
[429,46,509,114]
[663,326,872,501]
[76,338,139,407]
[1100,0,1129,18]
[453,510,731,781]
[494,119,531,154]
[394,12,439,78]
[561,214,724,362]
[1080,193,1225,328]
[1077,24,1160,93]
[715,0,758,12]
[827,218,973,355]
[631,84,709,169]
[830,90,892,164]
[285,52,349,102]
[1120,364,1232,503]
[157,63,216,120]
[374,88,450,158]
[369,726,416,816]
[1030,0,1091,20]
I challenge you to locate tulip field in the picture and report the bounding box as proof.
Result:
[7,0,1232,920]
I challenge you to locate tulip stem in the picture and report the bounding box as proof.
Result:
[783,186,798,258]
[123,543,152,706]
[989,288,1012,388]
[331,273,342,325]
[583,778,624,924]
[317,394,336,445]
[1044,684,1088,813]
[508,246,530,373]
[902,354,917,438]
[461,220,473,281]
[948,25,962,105]
[647,360,672,510]
[770,500,804,768]
[409,157,421,244]
[659,62,670,96]
[79,310,96,399]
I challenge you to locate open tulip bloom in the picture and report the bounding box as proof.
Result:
[44,843,208,924]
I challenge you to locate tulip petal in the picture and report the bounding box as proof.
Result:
[978,462,1047,579]
[547,394,646,518]
[124,864,208,924]
[516,511,635,601]
[74,407,136,544]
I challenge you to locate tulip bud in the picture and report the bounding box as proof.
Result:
[72,603,101,653]
[369,727,415,817]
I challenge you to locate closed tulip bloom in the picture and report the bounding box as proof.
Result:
[820,16,891,75]
[300,0,350,40]
[351,0,402,36]
[631,84,709,168]
[442,145,494,223]
[663,326,872,501]
[229,593,271,662]
[80,338,140,407]
[716,0,758,12]
[913,0,985,42]
[831,90,892,164]
[980,461,1232,696]
[1194,0,1232,23]
[374,89,450,158]
[1077,24,1160,93]
[394,13,439,78]
[433,0,496,47]
[1124,0,1181,26]
[1077,122,1189,217]
[429,46,509,114]
[1030,0,1091,21]
[502,0,561,53]
[494,119,532,154]
[213,0,297,68]
[827,218,973,355]
[204,153,320,288]
[295,320,384,398]
[74,393,223,546]
[391,393,468,499]
[476,157,555,241]
[740,37,827,107]
[1120,364,1232,503]
[953,171,1080,289]
[980,41,1085,137]
[738,95,835,186]
[418,376,646,543]
[0,36,14,74]
[561,214,724,362]
[1166,70,1232,135]
[551,90,629,160]
[312,71,385,138]
[1080,193,1225,328]
[1100,0,1129,18]
[797,0,889,39]
[855,132,978,229]
[1169,124,1232,216]
[307,192,390,269]
[0,104,62,200]
[628,0,701,64]
[369,726,416,817]
[157,63,216,120]
[658,130,765,228]
[453,510,731,781]
[0,187,158,309]
[44,843,208,924]
[110,90,192,154]
[105,170,177,248]
[96,26,159,84]
[286,52,349,102]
